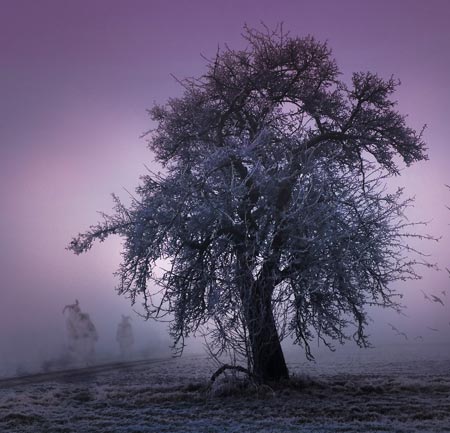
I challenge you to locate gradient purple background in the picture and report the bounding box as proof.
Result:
[1,0,449,372]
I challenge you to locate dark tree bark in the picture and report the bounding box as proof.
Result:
[244,284,289,382]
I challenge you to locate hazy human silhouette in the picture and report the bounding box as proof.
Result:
[63,300,98,365]
[116,315,134,358]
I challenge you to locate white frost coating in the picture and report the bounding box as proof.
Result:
[0,354,449,432]
[62,300,98,365]
[116,315,134,358]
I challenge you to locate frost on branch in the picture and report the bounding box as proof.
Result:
[69,26,431,381]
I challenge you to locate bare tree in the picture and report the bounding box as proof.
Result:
[69,26,430,382]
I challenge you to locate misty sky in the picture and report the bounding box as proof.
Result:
[1,0,449,372]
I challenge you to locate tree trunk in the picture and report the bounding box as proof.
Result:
[245,285,289,382]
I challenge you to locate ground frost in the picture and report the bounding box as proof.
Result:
[0,354,449,432]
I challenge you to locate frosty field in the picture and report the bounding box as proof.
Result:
[1,343,449,433]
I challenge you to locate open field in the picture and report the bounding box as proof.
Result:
[1,346,450,433]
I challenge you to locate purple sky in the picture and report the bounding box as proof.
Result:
[1,0,449,372]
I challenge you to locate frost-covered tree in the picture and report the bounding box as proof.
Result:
[69,26,429,381]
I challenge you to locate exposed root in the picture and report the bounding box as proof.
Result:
[210,364,255,383]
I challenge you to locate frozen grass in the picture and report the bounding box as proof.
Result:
[0,354,449,432]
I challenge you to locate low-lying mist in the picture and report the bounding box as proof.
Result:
[1,248,448,380]
[0,298,175,378]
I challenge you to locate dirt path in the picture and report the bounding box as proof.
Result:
[0,357,171,389]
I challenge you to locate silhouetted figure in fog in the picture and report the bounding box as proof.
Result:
[63,300,98,365]
[116,315,134,358]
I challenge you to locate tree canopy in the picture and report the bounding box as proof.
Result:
[69,26,429,381]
